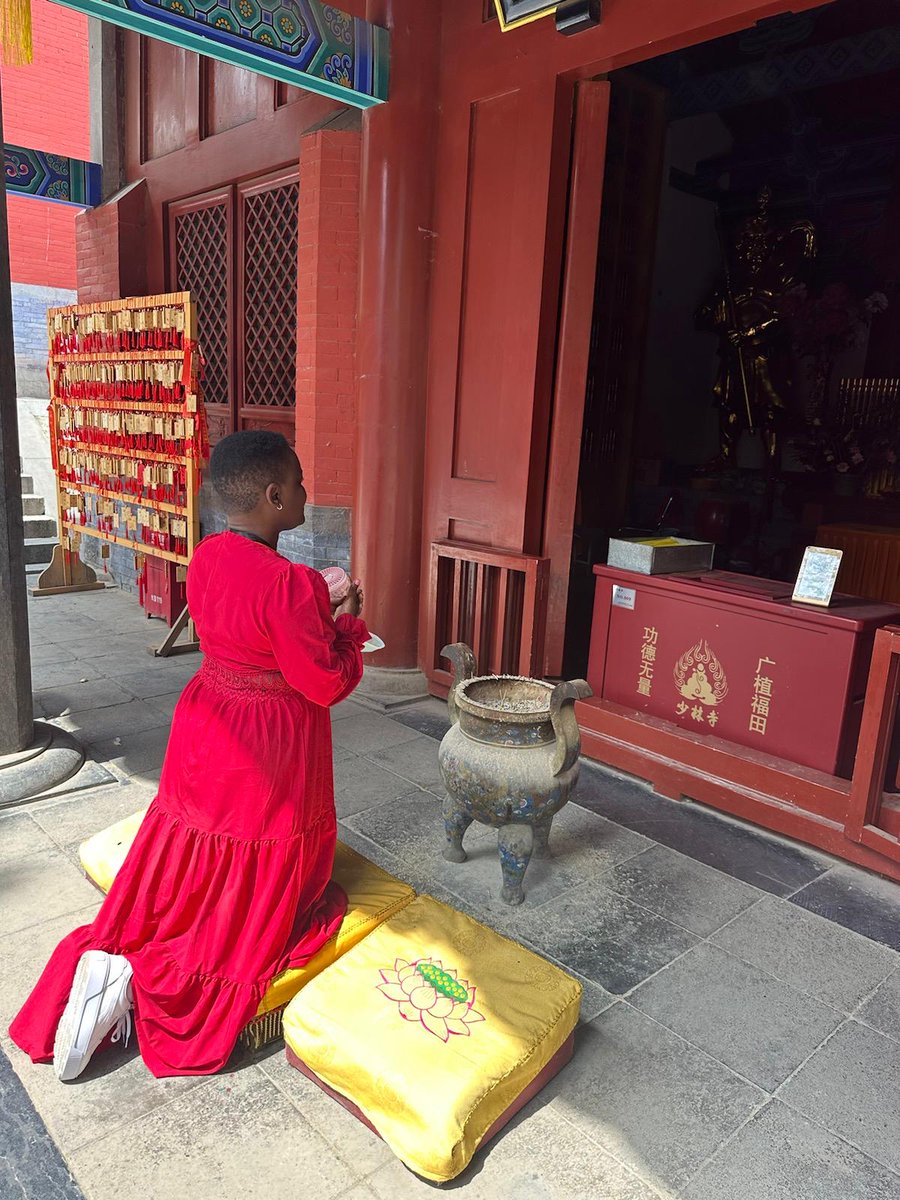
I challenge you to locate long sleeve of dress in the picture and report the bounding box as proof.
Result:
[264,563,370,707]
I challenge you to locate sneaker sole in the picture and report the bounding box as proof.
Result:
[53,951,112,1082]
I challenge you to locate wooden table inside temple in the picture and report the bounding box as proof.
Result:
[587,567,900,779]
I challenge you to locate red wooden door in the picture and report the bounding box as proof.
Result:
[167,168,299,444]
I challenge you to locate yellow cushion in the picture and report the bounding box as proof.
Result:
[282,894,582,1182]
[79,808,148,893]
[78,812,416,1018]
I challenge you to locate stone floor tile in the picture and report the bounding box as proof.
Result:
[597,843,762,937]
[256,1047,393,1177]
[790,867,900,953]
[31,660,111,690]
[348,793,651,918]
[386,700,452,743]
[116,664,200,700]
[629,943,843,1091]
[513,879,699,995]
[0,906,100,1039]
[365,1101,663,1199]
[7,1042,204,1159]
[51,699,171,746]
[331,712,423,755]
[88,726,172,781]
[67,1067,357,1200]
[335,1187,378,1200]
[712,896,900,1012]
[330,698,367,723]
[546,1004,763,1193]
[0,848,101,936]
[681,1100,900,1200]
[577,762,829,896]
[145,691,183,720]
[29,780,155,853]
[0,811,57,864]
[29,643,76,667]
[332,755,421,818]
[34,679,135,719]
[857,968,900,1042]
[366,734,445,792]
[778,1021,900,1173]
[0,1045,86,1200]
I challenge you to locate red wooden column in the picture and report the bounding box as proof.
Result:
[353,0,441,677]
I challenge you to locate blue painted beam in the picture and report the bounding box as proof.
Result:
[49,0,389,109]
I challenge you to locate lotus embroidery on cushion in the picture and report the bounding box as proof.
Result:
[378,958,485,1041]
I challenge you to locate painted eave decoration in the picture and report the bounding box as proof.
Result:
[3,144,102,208]
[48,0,389,108]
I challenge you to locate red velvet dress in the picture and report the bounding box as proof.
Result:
[10,532,369,1077]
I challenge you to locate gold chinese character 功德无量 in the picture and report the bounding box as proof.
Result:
[637,678,652,697]
[643,627,659,646]
[641,643,657,663]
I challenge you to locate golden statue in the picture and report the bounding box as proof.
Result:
[698,187,816,469]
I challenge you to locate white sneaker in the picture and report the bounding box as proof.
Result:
[53,950,133,1082]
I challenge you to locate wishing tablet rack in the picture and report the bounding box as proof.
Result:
[34,293,207,656]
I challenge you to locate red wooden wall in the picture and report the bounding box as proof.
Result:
[1,0,90,288]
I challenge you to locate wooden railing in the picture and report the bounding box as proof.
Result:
[425,541,549,692]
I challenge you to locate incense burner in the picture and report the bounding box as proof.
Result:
[437,644,592,905]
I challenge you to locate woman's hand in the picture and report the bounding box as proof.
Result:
[336,580,364,618]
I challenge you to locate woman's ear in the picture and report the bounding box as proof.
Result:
[265,482,284,512]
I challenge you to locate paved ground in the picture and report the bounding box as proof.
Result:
[2,585,900,1200]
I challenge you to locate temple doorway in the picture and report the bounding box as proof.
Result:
[562,0,900,677]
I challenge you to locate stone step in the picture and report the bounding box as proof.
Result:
[24,537,57,566]
[20,475,34,494]
[22,494,46,516]
[23,515,57,539]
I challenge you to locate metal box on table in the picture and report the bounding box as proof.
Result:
[607,537,714,576]
[587,566,900,777]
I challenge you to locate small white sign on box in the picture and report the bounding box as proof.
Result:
[612,585,636,611]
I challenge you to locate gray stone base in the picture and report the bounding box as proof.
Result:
[0,723,86,809]
[353,666,431,712]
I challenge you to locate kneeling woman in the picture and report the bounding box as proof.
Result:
[10,430,368,1079]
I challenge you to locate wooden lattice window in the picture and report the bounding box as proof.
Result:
[238,172,300,411]
[167,168,299,444]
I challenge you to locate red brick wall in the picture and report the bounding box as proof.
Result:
[1,0,91,288]
[75,182,149,303]
[295,130,360,509]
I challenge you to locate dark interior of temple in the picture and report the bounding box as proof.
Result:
[564,0,900,675]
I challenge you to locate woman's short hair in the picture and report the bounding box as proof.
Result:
[210,430,296,512]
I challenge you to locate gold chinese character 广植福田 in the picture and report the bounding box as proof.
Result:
[754,675,774,697]
[749,714,768,735]
[751,695,770,717]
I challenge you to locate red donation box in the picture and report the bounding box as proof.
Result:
[587,567,900,777]
[139,555,186,626]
